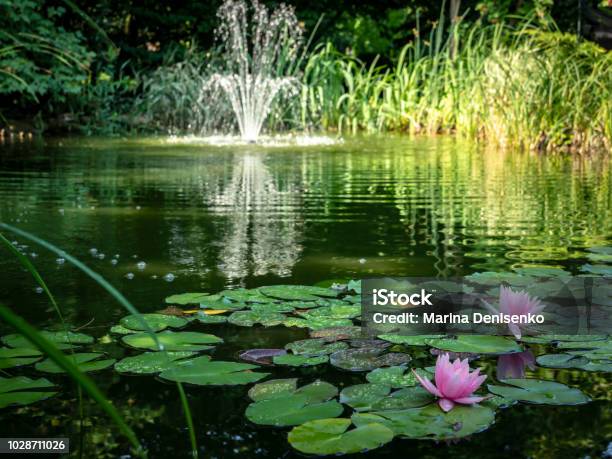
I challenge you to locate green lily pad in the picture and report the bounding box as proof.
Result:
[110,325,138,335]
[352,404,495,440]
[340,384,433,411]
[466,272,534,286]
[228,310,286,327]
[297,305,361,320]
[0,376,57,408]
[366,366,431,388]
[340,384,390,411]
[246,380,342,426]
[580,264,612,276]
[35,353,116,374]
[310,326,362,341]
[426,335,522,355]
[285,338,348,356]
[521,334,607,344]
[122,331,222,351]
[219,288,271,304]
[165,293,211,305]
[2,331,94,350]
[288,418,393,455]
[250,303,295,313]
[330,348,411,372]
[487,379,590,405]
[378,334,445,347]
[0,347,42,369]
[115,351,198,374]
[284,317,354,330]
[260,285,338,301]
[513,266,570,277]
[536,354,590,369]
[199,297,245,310]
[273,354,328,367]
[159,356,268,386]
[120,313,188,332]
[556,340,612,351]
[192,312,227,324]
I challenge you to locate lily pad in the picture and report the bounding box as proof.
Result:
[228,310,285,327]
[260,285,338,301]
[250,303,295,313]
[0,376,57,408]
[246,380,342,426]
[273,354,328,367]
[521,334,607,345]
[340,383,391,411]
[165,293,211,305]
[219,288,271,304]
[284,317,354,330]
[366,366,431,388]
[352,404,495,440]
[536,353,590,369]
[159,356,269,386]
[340,384,433,411]
[378,334,445,347]
[487,379,590,405]
[288,418,393,455]
[115,351,198,374]
[580,264,612,276]
[122,331,222,351]
[35,352,116,374]
[330,348,411,372]
[239,349,286,365]
[285,338,348,356]
[466,272,533,286]
[0,347,42,369]
[298,305,361,320]
[426,335,522,355]
[110,325,138,335]
[120,313,188,332]
[192,312,227,324]
[310,327,362,341]
[199,297,246,310]
[2,331,94,350]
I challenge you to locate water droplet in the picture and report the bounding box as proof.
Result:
[56,258,65,265]
[163,273,176,282]
[137,261,146,270]
[34,287,43,294]
[90,248,98,256]
[359,258,366,264]
[125,272,135,280]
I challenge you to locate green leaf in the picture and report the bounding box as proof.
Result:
[340,384,433,411]
[378,334,445,347]
[536,353,590,369]
[35,353,116,373]
[159,356,269,386]
[260,285,339,301]
[330,348,411,372]
[310,326,362,341]
[580,264,612,275]
[122,331,222,351]
[273,354,328,367]
[339,383,390,411]
[426,335,522,355]
[297,304,361,320]
[288,418,393,455]
[487,379,591,405]
[120,313,188,332]
[352,404,496,439]
[110,325,137,335]
[228,310,286,327]
[250,303,295,313]
[248,378,298,402]
[115,351,198,374]
[0,376,57,409]
[219,288,270,304]
[0,347,42,369]
[366,366,431,388]
[284,317,354,330]
[165,293,211,305]
[2,331,94,350]
[465,271,534,286]
[285,338,348,356]
[192,312,227,324]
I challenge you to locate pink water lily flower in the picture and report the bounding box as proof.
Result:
[497,350,536,379]
[499,286,545,339]
[413,353,488,412]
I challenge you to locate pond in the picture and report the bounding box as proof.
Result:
[0,136,610,458]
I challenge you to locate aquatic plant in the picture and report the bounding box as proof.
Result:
[482,286,545,339]
[497,350,536,379]
[413,353,488,412]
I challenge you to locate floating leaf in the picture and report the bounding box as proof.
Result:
[246,380,341,426]
[239,349,286,365]
[349,339,390,349]
[228,310,285,327]
[120,313,188,332]
[466,272,534,286]
[284,317,354,330]
[199,297,245,310]
[285,338,348,356]
[122,331,222,351]
[288,418,393,455]
[347,279,362,294]
[159,356,268,386]
[219,288,270,304]
[536,354,590,369]
[366,366,431,388]
[250,303,295,313]
[521,334,607,345]
[339,384,390,411]
[115,351,198,374]
[426,335,522,355]
[330,348,411,372]
[580,264,612,276]
[260,285,338,301]
[273,354,328,367]
[513,266,570,277]
[2,331,93,350]
[487,379,590,405]
[36,353,116,374]
[297,305,361,320]
[192,312,227,324]
[310,327,362,341]
[0,376,57,408]
[340,384,433,411]
[110,325,137,335]
[165,293,211,305]
[0,347,42,369]
[378,334,445,347]
[352,404,495,440]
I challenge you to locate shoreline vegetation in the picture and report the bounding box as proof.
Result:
[1,2,611,153]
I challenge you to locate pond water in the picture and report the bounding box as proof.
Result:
[0,136,610,458]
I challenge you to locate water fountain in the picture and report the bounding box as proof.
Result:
[208,0,303,142]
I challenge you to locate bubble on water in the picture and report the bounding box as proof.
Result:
[163,273,176,282]
[359,258,366,264]
[111,259,118,265]
[125,272,135,280]
[137,261,146,270]
[98,253,105,260]
[56,258,65,265]
[90,248,98,256]
[34,287,43,294]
